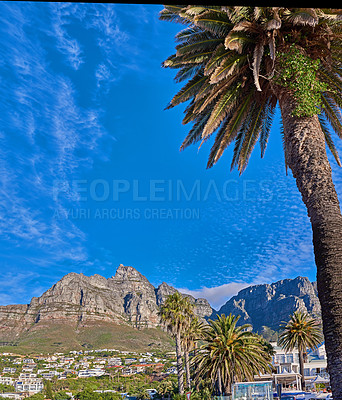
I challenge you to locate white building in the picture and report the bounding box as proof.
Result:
[108,358,122,366]
[270,341,328,390]
[3,368,16,374]
[0,376,15,385]
[78,368,105,378]
[14,379,44,393]
[19,373,37,379]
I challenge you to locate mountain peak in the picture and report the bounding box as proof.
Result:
[218,276,321,331]
[113,264,147,281]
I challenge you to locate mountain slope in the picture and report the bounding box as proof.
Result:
[218,276,321,331]
[0,265,214,352]
[0,268,322,353]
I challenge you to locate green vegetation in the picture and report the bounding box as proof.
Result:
[279,311,323,390]
[0,322,173,354]
[0,383,15,393]
[159,294,272,397]
[193,314,272,395]
[159,292,194,394]
[274,44,329,117]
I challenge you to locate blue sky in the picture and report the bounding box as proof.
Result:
[0,3,341,310]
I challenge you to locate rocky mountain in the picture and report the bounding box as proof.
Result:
[0,265,215,346]
[0,268,321,352]
[218,276,321,331]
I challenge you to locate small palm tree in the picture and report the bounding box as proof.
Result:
[157,379,175,400]
[160,7,342,397]
[193,314,272,395]
[181,315,205,389]
[159,292,194,394]
[279,311,323,390]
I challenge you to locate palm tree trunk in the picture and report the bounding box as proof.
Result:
[224,381,232,397]
[175,331,184,394]
[194,345,200,392]
[298,349,305,391]
[184,349,191,390]
[217,368,222,396]
[275,87,342,399]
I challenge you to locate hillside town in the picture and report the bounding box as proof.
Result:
[0,348,178,399]
[0,341,331,399]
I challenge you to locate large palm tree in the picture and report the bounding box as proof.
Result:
[159,292,194,394]
[279,311,323,390]
[160,6,342,398]
[181,315,205,390]
[193,314,272,395]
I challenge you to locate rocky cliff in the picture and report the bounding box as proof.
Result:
[218,276,321,331]
[0,265,215,343]
[0,270,321,350]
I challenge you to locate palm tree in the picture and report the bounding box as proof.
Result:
[181,315,205,390]
[193,314,272,395]
[279,311,323,390]
[159,292,194,394]
[160,6,342,398]
[157,379,175,400]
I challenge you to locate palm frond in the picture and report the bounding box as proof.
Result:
[166,71,208,109]
[207,92,253,168]
[210,54,247,84]
[194,10,233,36]
[321,93,342,139]
[260,97,277,157]
[201,83,242,139]
[180,114,211,150]
[285,8,319,27]
[159,5,191,24]
[318,113,342,166]
[252,42,264,91]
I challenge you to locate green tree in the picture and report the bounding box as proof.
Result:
[159,292,194,394]
[279,311,323,390]
[181,316,204,390]
[193,314,272,395]
[75,389,102,400]
[157,379,175,400]
[26,394,44,400]
[133,387,151,400]
[160,6,342,398]
[45,379,54,399]
[102,392,122,400]
[0,383,15,393]
[53,391,71,400]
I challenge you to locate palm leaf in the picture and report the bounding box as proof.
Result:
[319,113,342,166]
[180,114,211,150]
[210,54,247,84]
[201,83,242,138]
[166,72,208,109]
[321,94,342,139]
[285,8,319,26]
[259,96,277,158]
[252,42,264,91]
[207,92,253,168]
[194,10,233,36]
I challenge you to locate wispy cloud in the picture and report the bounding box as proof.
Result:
[49,3,84,70]
[0,2,115,270]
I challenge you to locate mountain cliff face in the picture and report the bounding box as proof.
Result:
[218,276,321,331]
[0,265,215,343]
[0,270,321,349]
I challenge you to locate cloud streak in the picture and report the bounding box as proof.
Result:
[0,2,116,270]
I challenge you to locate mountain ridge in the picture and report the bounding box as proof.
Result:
[0,266,321,352]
